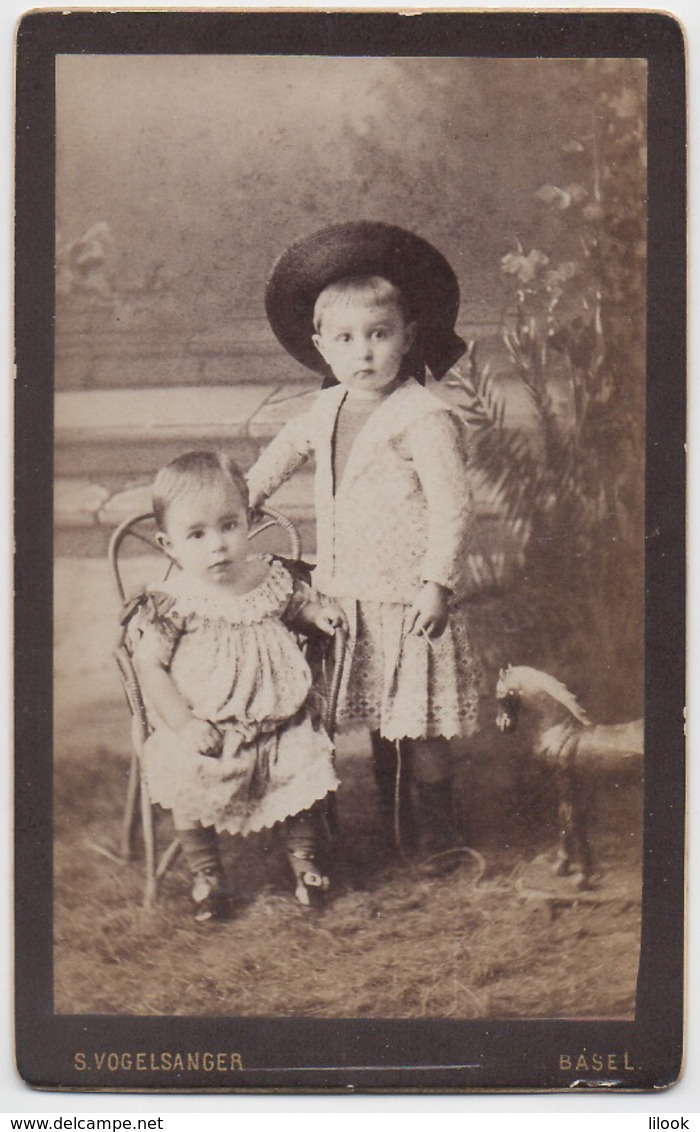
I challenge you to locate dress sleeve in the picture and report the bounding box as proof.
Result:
[246,410,315,509]
[404,408,475,593]
[126,591,183,670]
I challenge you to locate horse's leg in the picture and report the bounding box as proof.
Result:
[553,767,575,876]
[569,766,594,890]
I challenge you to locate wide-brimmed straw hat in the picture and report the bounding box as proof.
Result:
[264,220,466,386]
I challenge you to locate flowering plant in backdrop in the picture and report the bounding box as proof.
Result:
[449,60,646,718]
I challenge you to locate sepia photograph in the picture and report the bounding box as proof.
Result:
[14,9,685,1093]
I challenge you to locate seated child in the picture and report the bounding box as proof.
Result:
[247,221,483,858]
[127,449,345,921]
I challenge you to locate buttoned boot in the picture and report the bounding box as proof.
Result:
[285,804,331,909]
[178,825,228,923]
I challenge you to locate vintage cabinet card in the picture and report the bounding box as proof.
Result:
[14,9,686,1093]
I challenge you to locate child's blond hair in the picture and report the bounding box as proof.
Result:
[153,450,249,531]
[313,274,410,333]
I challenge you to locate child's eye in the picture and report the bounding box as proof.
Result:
[222,520,238,532]
[372,328,387,340]
[188,530,204,540]
[336,332,351,342]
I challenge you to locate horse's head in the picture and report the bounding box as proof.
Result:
[496,666,521,733]
[495,664,591,737]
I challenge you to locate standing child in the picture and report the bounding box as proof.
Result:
[127,449,344,921]
[247,221,482,857]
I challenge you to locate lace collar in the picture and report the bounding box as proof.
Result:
[146,555,294,626]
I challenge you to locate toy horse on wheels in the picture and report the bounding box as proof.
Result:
[496,665,643,889]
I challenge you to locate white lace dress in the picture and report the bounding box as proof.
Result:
[127,557,338,835]
[334,598,482,741]
[246,381,484,742]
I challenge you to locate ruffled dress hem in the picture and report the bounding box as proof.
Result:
[128,556,338,834]
[323,596,483,743]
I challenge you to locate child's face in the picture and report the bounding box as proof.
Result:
[158,479,249,587]
[312,293,415,397]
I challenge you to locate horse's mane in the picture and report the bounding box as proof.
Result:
[502,665,591,726]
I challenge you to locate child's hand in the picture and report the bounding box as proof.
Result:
[178,717,224,759]
[246,489,266,525]
[300,601,348,637]
[408,582,449,639]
